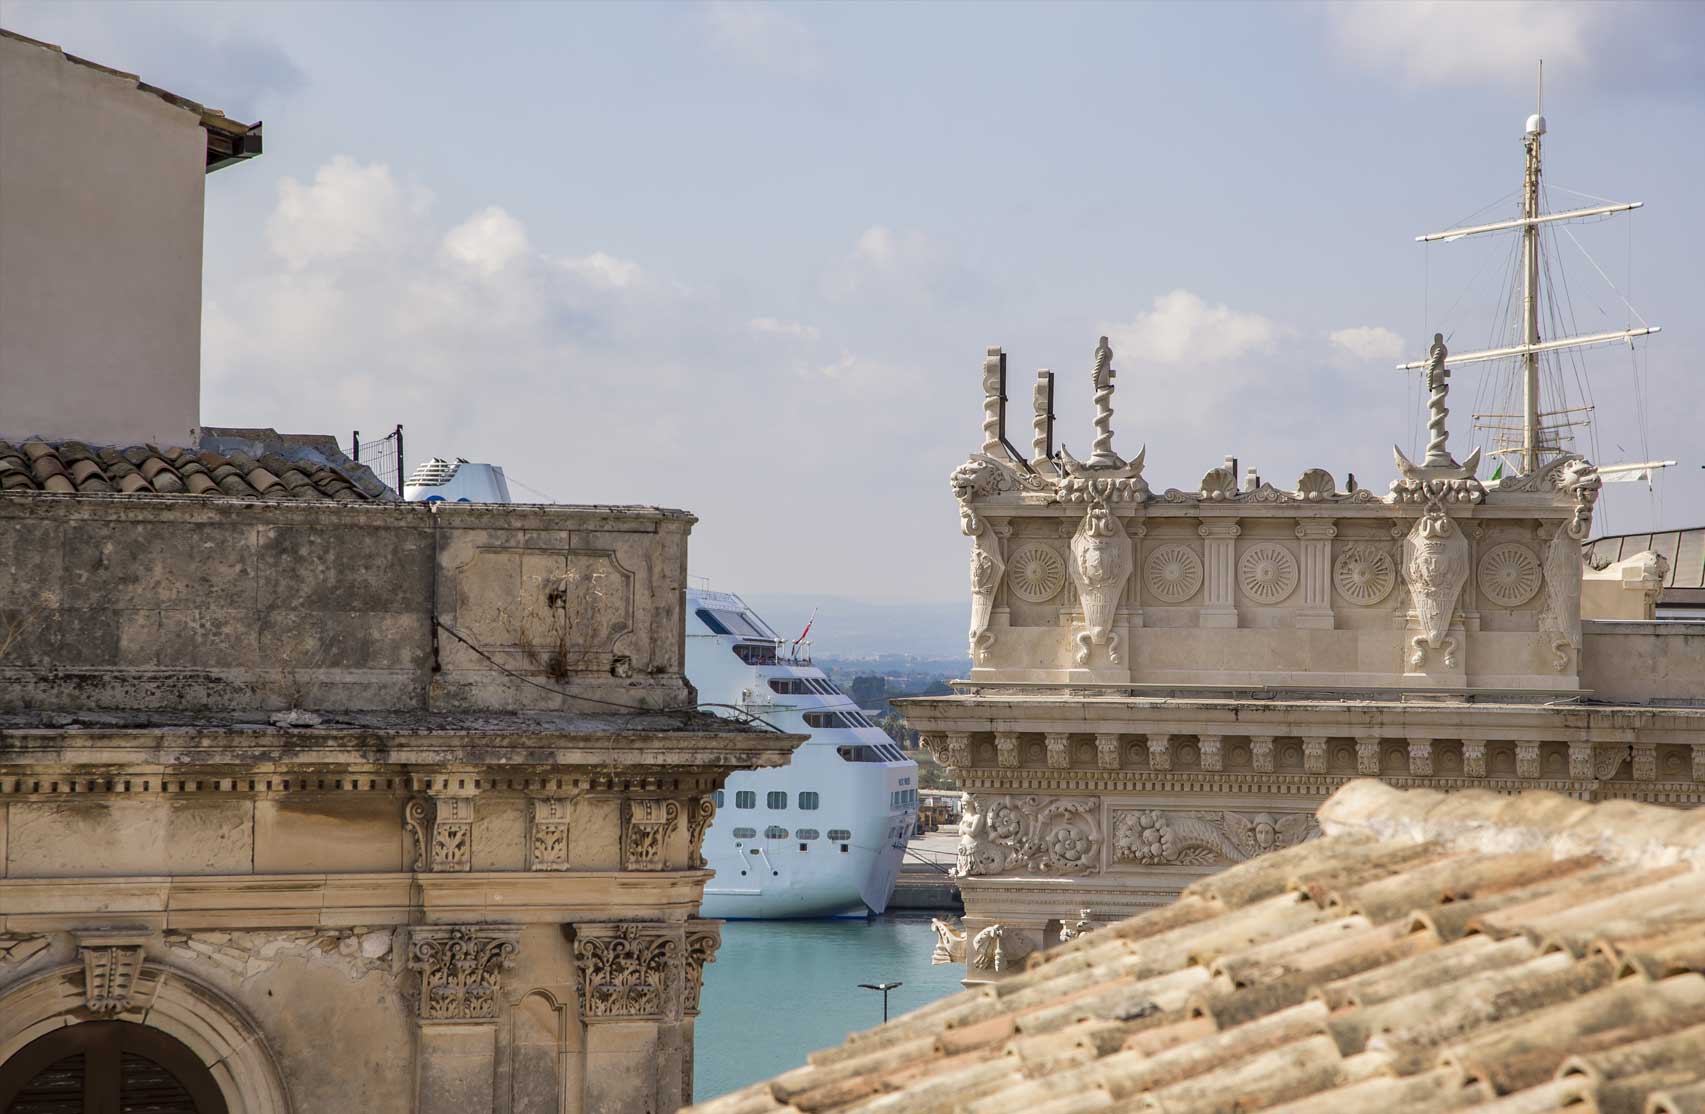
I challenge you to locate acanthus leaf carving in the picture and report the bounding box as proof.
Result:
[79,935,147,1015]
[529,797,571,871]
[1112,809,1317,866]
[408,926,518,1021]
[955,793,1102,877]
[682,920,721,1015]
[687,795,717,870]
[572,923,682,1022]
[623,798,682,871]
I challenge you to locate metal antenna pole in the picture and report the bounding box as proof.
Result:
[1521,64,1545,475]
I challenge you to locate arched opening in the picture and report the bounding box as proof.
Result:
[0,1021,228,1114]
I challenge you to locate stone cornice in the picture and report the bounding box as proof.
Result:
[950,769,1701,800]
[0,871,715,934]
[0,767,736,800]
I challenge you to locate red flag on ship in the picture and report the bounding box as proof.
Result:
[795,608,817,644]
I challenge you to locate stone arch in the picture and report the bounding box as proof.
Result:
[0,961,290,1114]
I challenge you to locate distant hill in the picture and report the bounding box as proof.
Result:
[737,592,967,660]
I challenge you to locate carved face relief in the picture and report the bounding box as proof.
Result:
[1403,507,1470,652]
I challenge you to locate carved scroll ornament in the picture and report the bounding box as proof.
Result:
[408,926,519,1021]
[1401,492,1471,669]
[1068,495,1133,665]
[683,921,722,1015]
[623,798,681,871]
[1113,810,1317,867]
[955,793,1102,877]
[573,923,681,1022]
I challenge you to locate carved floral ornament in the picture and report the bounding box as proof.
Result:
[1238,543,1299,604]
[1006,542,1068,603]
[1478,542,1543,608]
[682,921,722,1015]
[408,926,519,1021]
[572,923,682,1022]
[1113,809,1318,867]
[1144,543,1203,603]
[956,793,1102,877]
[1333,544,1397,606]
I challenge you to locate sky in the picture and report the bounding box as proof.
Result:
[7,0,1702,603]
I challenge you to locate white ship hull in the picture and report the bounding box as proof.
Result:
[687,590,918,919]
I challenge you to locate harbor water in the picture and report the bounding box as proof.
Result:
[693,916,966,1101]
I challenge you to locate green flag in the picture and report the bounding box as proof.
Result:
[1490,461,1504,481]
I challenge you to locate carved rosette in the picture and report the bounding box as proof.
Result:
[1144,543,1203,604]
[622,799,682,871]
[688,795,716,869]
[682,921,722,1016]
[80,936,146,1015]
[572,923,682,1022]
[955,794,1102,877]
[529,798,571,871]
[1068,496,1134,665]
[1238,544,1298,604]
[408,926,519,1021]
[1113,810,1316,866]
[1478,543,1542,608]
[1333,544,1396,606]
[1007,543,1067,603]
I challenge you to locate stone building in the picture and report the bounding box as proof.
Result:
[688,779,1705,1114]
[903,339,1705,979]
[0,31,801,1114]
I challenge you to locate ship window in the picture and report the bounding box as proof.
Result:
[836,745,883,763]
[764,825,789,839]
[735,791,755,809]
[799,843,809,852]
[840,844,849,853]
[768,678,814,695]
[732,827,756,838]
[806,712,851,729]
[796,828,819,840]
[798,792,820,810]
[699,608,774,639]
[828,829,851,841]
[695,608,732,635]
[766,791,788,809]
[732,643,779,665]
[714,790,725,807]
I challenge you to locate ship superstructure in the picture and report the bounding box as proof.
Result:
[687,589,918,918]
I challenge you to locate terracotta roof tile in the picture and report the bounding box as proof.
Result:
[687,780,1705,1114]
[0,440,376,501]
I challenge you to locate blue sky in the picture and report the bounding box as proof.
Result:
[8,1,1701,601]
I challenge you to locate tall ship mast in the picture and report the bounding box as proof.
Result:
[1400,64,1669,486]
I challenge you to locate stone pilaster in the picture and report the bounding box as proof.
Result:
[571,922,688,1114]
[1632,743,1657,781]
[1516,742,1541,780]
[1294,521,1337,629]
[948,732,973,768]
[1569,741,1594,781]
[408,925,520,1114]
[1694,743,1705,783]
[1198,521,1241,628]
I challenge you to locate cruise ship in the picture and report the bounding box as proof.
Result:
[402,459,918,918]
[687,589,918,919]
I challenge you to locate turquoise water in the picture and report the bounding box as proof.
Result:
[693,917,966,1101]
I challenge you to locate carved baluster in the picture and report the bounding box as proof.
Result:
[1031,369,1054,469]
[1198,734,1224,772]
[981,347,1006,459]
[1147,734,1172,772]
[1301,737,1328,775]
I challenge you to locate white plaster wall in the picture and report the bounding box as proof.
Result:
[0,35,206,447]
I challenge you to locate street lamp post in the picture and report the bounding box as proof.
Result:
[857,981,903,1023]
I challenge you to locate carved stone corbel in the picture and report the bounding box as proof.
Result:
[1301,737,1328,774]
[1044,733,1070,770]
[623,799,682,871]
[1463,740,1487,778]
[78,932,148,1015]
[1147,734,1172,772]
[1198,734,1223,772]
[1095,733,1121,770]
[571,922,683,1022]
[528,797,571,870]
[1516,742,1541,780]
[1407,739,1434,777]
[1248,735,1275,774]
[406,791,476,872]
[1355,736,1381,776]
[682,920,722,1016]
[687,795,717,869]
[408,926,519,1021]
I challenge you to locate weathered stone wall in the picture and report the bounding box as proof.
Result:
[1583,620,1705,704]
[0,495,696,714]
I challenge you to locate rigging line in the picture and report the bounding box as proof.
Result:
[1559,225,1651,327]
[1548,183,1621,205]
[1542,218,1597,458]
[431,618,789,733]
[504,474,560,503]
[1441,188,1522,234]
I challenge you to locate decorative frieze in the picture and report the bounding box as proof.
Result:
[78,932,147,1015]
[1146,734,1172,772]
[957,793,1102,877]
[1199,734,1224,773]
[529,797,571,871]
[1112,809,1315,867]
[996,733,1021,769]
[572,923,682,1022]
[623,799,682,871]
[1045,733,1071,770]
[1095,733,1121,770]
[682,920,722,1016]
[408,926,519,1021]
[406,794,474,872]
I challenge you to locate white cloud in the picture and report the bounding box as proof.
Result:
[559,251,644,289]
[267,157,430,270]
[704,1,821,77]
[749,316,821,341]
[821,225,938,302]
[1324,2,1598,87]
[1105,290,1281,365]
[442,206,528,277]
[1329,325,1405,364]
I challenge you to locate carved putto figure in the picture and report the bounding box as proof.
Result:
[1068,491,1133,666]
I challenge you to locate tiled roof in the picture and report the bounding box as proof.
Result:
[0,441,374,500]
[692,780,1705,1114]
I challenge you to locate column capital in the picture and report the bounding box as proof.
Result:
[571,922,685,1024]
[408,925,519,1022]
